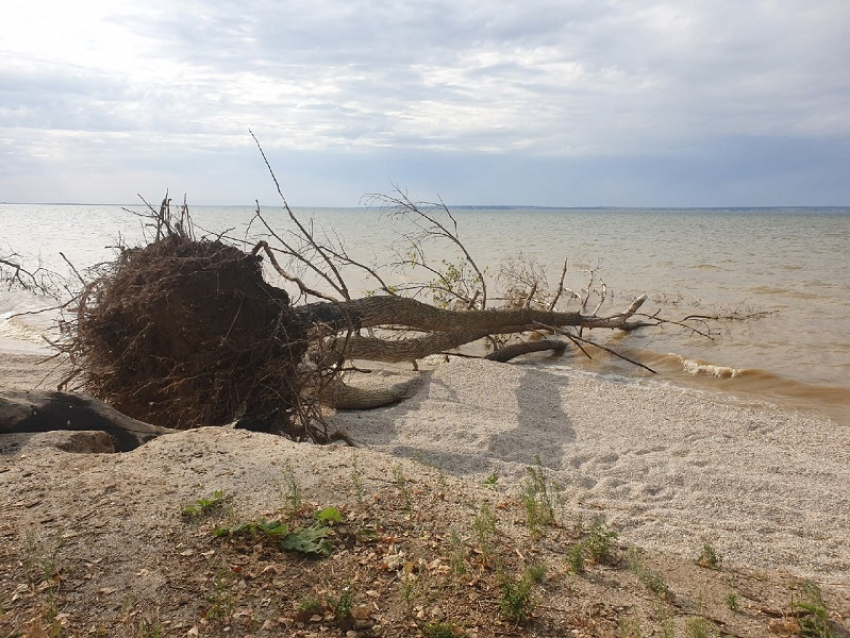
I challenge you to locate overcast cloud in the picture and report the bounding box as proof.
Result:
[1,0,849,205]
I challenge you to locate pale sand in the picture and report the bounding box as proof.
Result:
[3,353,849,585]
[333,359,850,583]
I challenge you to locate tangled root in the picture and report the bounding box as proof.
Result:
[67,234,309,435]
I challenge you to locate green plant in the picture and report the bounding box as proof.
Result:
[527,562,547,583]
[137,620,165,638]
[584,516,618,563]
[314,506,343,524]
[482,472,499,488]
[617,614,644,638]
[281,458,302,513]
[205,568,236,623]
[214,513,338,556]
[328,587,354,629]
[696,543,722,569]
[566,542,586,575]
[520,456,556,536]
[685,617,714,638]
[498,572,537,622]
[448,528,467,576]
[725,591,739,611]
[280,524,334,556]
[473,502,499,563]
[296,594,323,619]
[215,518,289,539]
[424,622,466,638]
[627,548,672,601]
[181,490,228,520]
[792,580,836,638]
[23,529,64,631]
[393,463,413,511]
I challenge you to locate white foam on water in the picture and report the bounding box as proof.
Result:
[677,355,744,379]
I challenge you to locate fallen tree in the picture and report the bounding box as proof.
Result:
[2,150,738,446]
[45,186,681,445]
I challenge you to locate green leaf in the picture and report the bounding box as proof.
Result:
[281,524,334,556]
[213,519,288,538]
[314,506,343,524]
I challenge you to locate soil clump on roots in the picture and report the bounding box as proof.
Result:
[67,234,308,436]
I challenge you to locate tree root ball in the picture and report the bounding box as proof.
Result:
[72,235,306,434]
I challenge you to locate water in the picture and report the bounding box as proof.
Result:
[2,203,849,425]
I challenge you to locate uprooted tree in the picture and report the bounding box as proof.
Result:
[2,157,737,446]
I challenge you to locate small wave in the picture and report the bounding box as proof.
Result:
[677,356,744,379]
[0,314,50,345]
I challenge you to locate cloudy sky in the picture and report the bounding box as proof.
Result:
[2,0,849,206]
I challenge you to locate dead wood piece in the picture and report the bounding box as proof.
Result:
[485,338,569,363]
[0,390,176,452]
[320,375,425,410]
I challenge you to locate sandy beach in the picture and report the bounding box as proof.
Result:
[2,352,849,635]
[331,358,850,581]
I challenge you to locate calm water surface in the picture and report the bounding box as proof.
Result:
[2,203,849,425]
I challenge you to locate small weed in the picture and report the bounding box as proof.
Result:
[725,591,739,611]
[520,455,556,536]
[181,490,228,521]
[424,622,466,638]
[350,454,366,510]
[328,586,354,629]
[393,464,413,511]
[296,594,323,620]
[205,568,235,623]
[473,502,499,563]
[448,528,468,576]
[792,580,836,638]
[660,618,676,638]
[584,516,618,564]
[281,458,302,513]
[685,617,714,638]
[23,529,64,630]
[566,542,586,575]
[482,472,499,488]
[627,548,672,601]
[137,620,165,638]
[498,572,537,623]
[616,613,644,638]
[696,543,722,569]
[526,562,547,583]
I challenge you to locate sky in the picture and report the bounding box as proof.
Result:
[1,0,849,207]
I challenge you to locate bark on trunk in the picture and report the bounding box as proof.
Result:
[299,294,648,363]
[485,338,568,363]
[297,294,648,334]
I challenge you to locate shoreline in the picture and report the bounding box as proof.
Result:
[2,353,849,634]
[2,352,848,582]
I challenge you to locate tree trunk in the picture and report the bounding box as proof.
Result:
[298,294,648,333]
[0,390,176,452]
[299,294,648,363]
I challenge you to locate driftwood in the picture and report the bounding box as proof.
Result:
[0,390,176,452]
[485,338,568,363]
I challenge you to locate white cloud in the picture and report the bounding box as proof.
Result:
[1,0,848,203]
